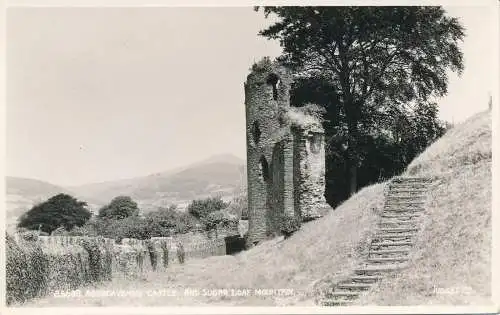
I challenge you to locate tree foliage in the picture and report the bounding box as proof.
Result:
[187,196,229,220]
[145,206,201,236]
[73,205,200,241]
[98,196,140,220]
[256,6,463,200]
[17,193,91,234]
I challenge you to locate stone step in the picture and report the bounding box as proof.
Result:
[385,190,427,198]
[380,208,425,216]
[385,204,426,208]
[337,283,372,291]
[378,219,418,225]
[376,227,419,233]
[391,179,428,183]
[371,240,413,247]
[386,197,426,202]
[382,210,424,216]
[373,233,416,240]
[385,201,426,206]
[350,275,383,283]
[367,257,409,264]
[370,248,411,255]
[384,206,425,210]
[381,213,421,219]
[354,263,407,275]
[389,188,427,192]
[391,177,429,182]
[378,224,418,231]
[386,195,426,199]
[388,194,426,198]
[389,183,427,188]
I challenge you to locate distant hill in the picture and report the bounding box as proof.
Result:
[5,177,101,233]
[6,154,246,231]
[66,153,246,213]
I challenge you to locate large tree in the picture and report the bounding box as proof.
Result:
[256,6,464,195]
[17,193,91,234]
[98,196,140,220]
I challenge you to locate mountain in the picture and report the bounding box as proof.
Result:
[67,153,246,213]
[5,154,246,231]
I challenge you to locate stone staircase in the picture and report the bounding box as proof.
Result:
[319,176,431,306]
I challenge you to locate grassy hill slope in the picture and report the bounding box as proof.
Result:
[359,110,492,305]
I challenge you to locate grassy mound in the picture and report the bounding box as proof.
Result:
[360,110,492,305]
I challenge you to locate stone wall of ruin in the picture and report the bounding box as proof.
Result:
[293,128,328,220]
[244,59,293,245]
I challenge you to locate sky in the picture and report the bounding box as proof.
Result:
[6,6,498,186]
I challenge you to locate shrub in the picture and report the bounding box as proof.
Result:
[98,196,140,220]
[187,196,229,220]
[146,206,200,236]
[279,215,301,239]
[51,226,67,236]
[161,242,169,268]
[79,238,107,282]
[90,216,150,242]
[65,222,99,237]
[204,210,238,238]
[145,240,158,271]
[6,233,49,305]
[176,242,186,264]
[44,244,89,291]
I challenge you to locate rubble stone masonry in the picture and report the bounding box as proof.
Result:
[245,57,330,246]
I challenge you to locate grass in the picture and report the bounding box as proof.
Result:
[20,110,492,307]
[358,110,492,305]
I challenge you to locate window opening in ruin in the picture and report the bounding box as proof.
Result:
[310,133,322,154]
[266,73,280,101]
[252,121,261,144]
[259,156,270,182]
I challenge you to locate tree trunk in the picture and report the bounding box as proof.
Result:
[346,114,359,196]
[349,163,357,196]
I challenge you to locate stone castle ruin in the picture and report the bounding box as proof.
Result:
[244,57,331,245]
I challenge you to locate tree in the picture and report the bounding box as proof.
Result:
[256,6,464,195]
[187,196,229,220]
[17,193,91,234]
[145,205,200,236]
[98,196,140,220]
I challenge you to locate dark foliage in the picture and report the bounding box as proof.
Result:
[161,242,169,268]
[6,234,49,305]
[187,196,229,220]
[98,196,140,220]
[256,6,461,205]
[17,193,92,234]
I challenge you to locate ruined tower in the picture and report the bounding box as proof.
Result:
[244,57,329,246]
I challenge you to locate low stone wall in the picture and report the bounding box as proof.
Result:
[6,232,227,305]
